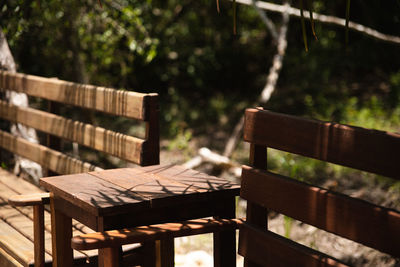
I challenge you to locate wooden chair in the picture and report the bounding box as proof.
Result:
[238,108,400,266]
[1,71,159,266]
[71,107,400,266]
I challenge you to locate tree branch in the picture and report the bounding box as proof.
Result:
[236,0,400,45]
[223,1,290,158]
[251,0,278,41]
[0,27,43,182]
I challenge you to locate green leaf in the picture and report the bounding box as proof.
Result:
[300,0,308,52]
[345,0,351,47]
[307,0,317,40]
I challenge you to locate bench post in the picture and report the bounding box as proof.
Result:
[244,143,268,267]
[33,204,45,267]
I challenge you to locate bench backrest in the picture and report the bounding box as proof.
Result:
[239,107,400,266]
[0,71,159,175]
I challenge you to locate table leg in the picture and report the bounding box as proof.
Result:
[101,247,122,267]
[142,241,156,267]
[213,197,236,267]
[50,194,73,267]
[158,238,174,267]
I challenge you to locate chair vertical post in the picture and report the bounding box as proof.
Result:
[33,204,45,267]
[243,143,268,267]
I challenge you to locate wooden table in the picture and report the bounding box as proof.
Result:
[40,164,240,267]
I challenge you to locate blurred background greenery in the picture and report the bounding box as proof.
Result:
[1,0,400,166]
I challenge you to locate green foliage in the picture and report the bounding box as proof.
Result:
[1,162,7,170]
[283,215,294,239]
[167,127,193,159]
[1,0,400,139]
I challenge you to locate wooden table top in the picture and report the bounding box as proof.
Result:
[40,164,240,216]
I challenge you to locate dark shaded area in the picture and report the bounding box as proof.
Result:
[2,0,399,140]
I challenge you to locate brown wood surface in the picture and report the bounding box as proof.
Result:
[142,92,160,166]
[0,130,102,175]
[158,238,174,267]
[0,100,145,164]
[245,143,268,267]
[102,247,121,267]
[8,193,50,206]
[41,172,149,216]
[71,218,241,250]
[213,197,237,267]
[241,166,400,257]
[0,71,154,120]
[244,108,400,179]
[0,245,23,267]
[0,170,98,266]
[239,222,348,267]
[0,219,45,266]
[50,194,73,267]
[33,205,45,267]
[40,165,240,216]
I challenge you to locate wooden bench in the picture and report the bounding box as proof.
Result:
[0,71,159,266]
[69,108,400,266]
[238,108,400,266]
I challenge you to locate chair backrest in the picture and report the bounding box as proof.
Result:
[0,71,159,175]
[239,107,400,266]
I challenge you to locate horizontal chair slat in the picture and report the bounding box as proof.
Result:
[0,100,145,164]
[240,166,400,257]
[0,130,102,175]
[71,218,242,250]
[0,71,156,120]
[239,222,348,267]
[244,108,400,179]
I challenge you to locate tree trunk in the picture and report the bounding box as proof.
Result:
[0,27,42,183]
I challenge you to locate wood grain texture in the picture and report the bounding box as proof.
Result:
[0,71,156,120]
[239,222,348,267]
[0,100,144,164]
[142,93,160,166]
[158,238,174,267]
[213,197,237,267]
[50,194,73,267]
[0,219,47,266]
[40,165,240,216]
[0,129,102,175]
[33,205,45,267]
[8,193,50,206]
[71,218,241,250]
[0,245,24,267]
[244,108,400,179]
[245,142,268,267]
[102,247,121,267]
[0,167,100,266]
[241,166,400,257]
[41,172,149,216]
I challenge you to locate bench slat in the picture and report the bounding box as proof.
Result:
[0,245,23,267]
[239,222,348,267]
[0,130,102,175]
[0,100,145,164]
[0,176,99,264]
[0,219,51,266]
[241,166,400,257]
[244,108,400,179]
[0,71,154,120]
